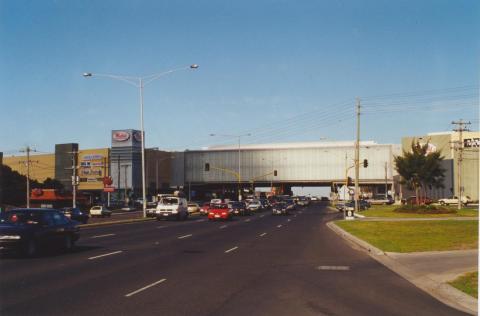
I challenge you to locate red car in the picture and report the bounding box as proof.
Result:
[208,203,232,221]
[200,202,211,216]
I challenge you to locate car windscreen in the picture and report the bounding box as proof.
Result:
[161,198,179,205]
[0,211,43,224]
[212,204,228,209]
[229,202,243,208]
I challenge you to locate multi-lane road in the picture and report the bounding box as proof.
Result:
[0,203,468,315]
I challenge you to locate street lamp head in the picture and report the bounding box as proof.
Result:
[83,73,92,77]
[190,64,199,69]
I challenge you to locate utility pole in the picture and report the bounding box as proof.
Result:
[20,146,36,208]
[452,119,471,210]
[354,97,361,213]
[71,152,78,208]
[384,162,388,198]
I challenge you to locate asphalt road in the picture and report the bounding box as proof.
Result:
[0,203,468,316]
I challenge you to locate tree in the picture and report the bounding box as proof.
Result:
[42,177,65,191]
[394,140,445,205]
[1,165,41,206]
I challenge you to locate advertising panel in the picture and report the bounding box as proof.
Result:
[112,129,142,148]
[78,148,110,191]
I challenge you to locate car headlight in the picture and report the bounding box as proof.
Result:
[0,235,21,240]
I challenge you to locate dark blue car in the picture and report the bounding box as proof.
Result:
[0,208,80,257]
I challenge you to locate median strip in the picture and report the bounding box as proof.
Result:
[225,246,238,253]
[88,250,123,260]
[125,279,167,297]
[90,233,116,239]
[177,234,192,239]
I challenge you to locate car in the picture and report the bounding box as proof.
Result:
[310,196,319,201]
[320,196,330,202]
[146,207,157,218]
[208,203,232,221]
[155,195,189,221]
[438,196,471,206]
[228,201,250,216]
[297,196,310,206]
[259,199,270,210]
[367,195,394,205]
[401,196,433,205]
[246,200,262,212]
[272,202,289,215]
[60,207,89,224]
[89,205,112,218]
[285,199,296,211]
[0,208,80,256]
[187,202,200,214]
[200,202,211,215]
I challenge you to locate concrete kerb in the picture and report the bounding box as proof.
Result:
[326,221,478,315]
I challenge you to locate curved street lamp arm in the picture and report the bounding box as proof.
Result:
[142,66,193,86]
[87,73,140,87]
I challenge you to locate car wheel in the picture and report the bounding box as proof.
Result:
[63,235,73,252]
[24,239,37,257]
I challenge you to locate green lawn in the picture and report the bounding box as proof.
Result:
[336,220,478,252]
[449,271,478,298]
[360,205,478,218]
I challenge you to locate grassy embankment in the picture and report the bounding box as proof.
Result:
[449,271,478,298]
[336,220,478,253]
[360,205,478,218]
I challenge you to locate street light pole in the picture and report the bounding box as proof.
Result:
[83,64,198,218]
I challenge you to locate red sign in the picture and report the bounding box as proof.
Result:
[103,186,115,192]
[112,131,130,142]
[102,176,113,186]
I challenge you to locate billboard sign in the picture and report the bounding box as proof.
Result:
[112,129,141,148]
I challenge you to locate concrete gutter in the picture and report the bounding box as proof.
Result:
[327,221,478,315]
[80,217,156,228]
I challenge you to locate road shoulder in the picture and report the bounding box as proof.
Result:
[327,220,478,315]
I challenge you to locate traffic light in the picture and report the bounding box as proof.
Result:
[363,159,368,168]
[274,170,277,176]
[204,163,210,171]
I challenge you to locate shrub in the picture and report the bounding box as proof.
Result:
[394,204,456,214]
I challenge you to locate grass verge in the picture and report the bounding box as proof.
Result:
[360,205,478,218]
[335,220,478,252]
[449,271,478,298]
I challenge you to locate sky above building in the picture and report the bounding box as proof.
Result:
[1,0,479,155]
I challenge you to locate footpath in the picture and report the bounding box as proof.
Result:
[327,216,478,315]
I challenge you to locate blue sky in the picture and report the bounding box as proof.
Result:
[1,0,478,155]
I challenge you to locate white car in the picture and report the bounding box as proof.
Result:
[89,206,112,218]
[246,200,262,211]
[156,196,189,220]
[187,202,200,214]
[438,196,471,206]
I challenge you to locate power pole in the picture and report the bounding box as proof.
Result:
[20,146,36,208]
[70,151,79,208]
[452,119,471,210]
[354,98,361,213]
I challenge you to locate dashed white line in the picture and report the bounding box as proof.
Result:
[156,226,166,229]
[178,234,193,239]
[259,215,265,218]
[225,246,238,253]
[245,219,251,222]
[90,233,116,239]
[125,279,167,297]
[219,225,228,229]
[287,219,291,222]
[88,250,123,260]
[317,266,350,271]
[277,224,283,228]
[196,219,206,222]
[259,232,267,237]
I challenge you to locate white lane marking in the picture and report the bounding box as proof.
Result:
[196,219,206,222]
[245,219,251,222]
[317,266,350,271]
[219,225,228,229]
[125,279,167,297]
[178,234,193,239]
[294,215,297,218]
[287,219,291,222]
[90,233,116,239]
[277,224,282,228]
[259,232,267,237]
[156,226,166,229]
[259,215,265,218]
[88,251,123,260]
[225,246,238,253]
[154,241,159,245]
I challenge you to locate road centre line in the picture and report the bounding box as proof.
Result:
[88,251,123,260]
[259,232,267,237]
[317,266,350,271]
[178,234,193,239]
[125,279,167,297]
[225,246,238,253]
[90,233,116,239]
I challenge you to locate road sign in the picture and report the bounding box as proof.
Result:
[103,186,115,192]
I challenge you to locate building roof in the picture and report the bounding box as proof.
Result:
[202,140,392,151]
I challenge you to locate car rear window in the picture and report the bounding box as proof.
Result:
[0,211,43,224]
[161,198,179,205]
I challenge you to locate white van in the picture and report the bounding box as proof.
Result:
[155,196,189,221]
